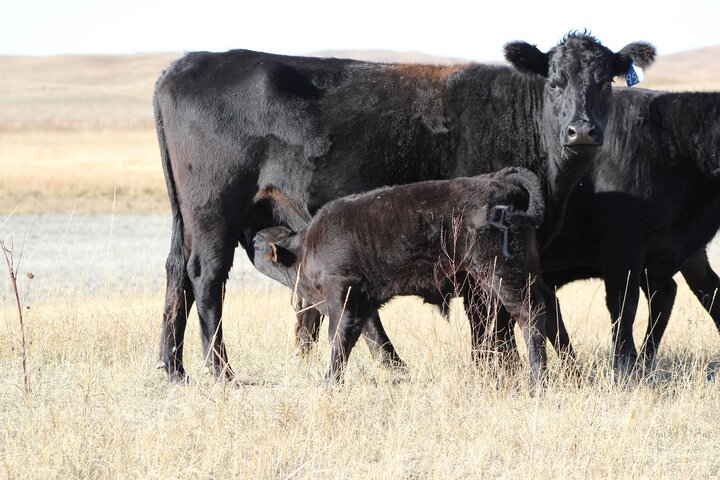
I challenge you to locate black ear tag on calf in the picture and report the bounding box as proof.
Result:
[487,205,512,259]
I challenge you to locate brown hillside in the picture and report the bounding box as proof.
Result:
[641,46,720,91]
[0,46,716,133]
[0,53,180,131]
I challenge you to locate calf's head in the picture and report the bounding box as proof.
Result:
[505,31,655,151]
[252,226,302,289]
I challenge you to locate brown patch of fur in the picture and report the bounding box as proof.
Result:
[391,63,470,88]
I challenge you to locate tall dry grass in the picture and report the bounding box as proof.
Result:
[1,48,720,478]
[1,275,719,478]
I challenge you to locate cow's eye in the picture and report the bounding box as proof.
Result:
[548,81,561,91]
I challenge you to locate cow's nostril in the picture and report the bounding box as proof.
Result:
[567,126,577,137]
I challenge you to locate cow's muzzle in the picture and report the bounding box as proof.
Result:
[564,121,603,147]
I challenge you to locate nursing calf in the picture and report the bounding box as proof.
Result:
[255,167,548,388]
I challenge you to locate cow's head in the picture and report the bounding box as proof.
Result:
[505,31,655,151]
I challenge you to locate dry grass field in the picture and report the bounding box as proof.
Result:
[1,46,720,478]
[1,278,720,478]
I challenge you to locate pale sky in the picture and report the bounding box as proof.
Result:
[3,0,718,61]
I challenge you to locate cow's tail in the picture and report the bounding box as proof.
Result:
[154,89,187,299]
[254,185,312,232]
[502,168,545,228]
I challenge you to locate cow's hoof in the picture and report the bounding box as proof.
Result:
[203,365,236,383]
[612,358,641,386]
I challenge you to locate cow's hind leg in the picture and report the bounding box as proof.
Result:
[158,216,194,383]
[186,228,237,381]
[681,248,720,335]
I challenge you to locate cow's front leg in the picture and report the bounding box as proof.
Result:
[186,231,236,381]
[602,263,644,380]
[640,278,677,372]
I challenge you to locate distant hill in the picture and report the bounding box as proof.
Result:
[0,46,717,132]
[641,46,720,92]
[0,53,180,131]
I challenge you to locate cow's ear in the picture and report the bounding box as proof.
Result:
[268,242,297,267]
[613,41,656,76]
[504,41,549,77]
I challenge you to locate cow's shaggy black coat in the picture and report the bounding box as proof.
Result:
[254,168,549,387]
[153,32,655,382]
[533,88,720,372]
[473,89,720,375]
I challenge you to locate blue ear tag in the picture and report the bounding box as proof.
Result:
[625,63,644,87]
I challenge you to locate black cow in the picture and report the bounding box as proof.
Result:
[254,168,549,388]
[534,88,720,373]
[466,88,720,376]
[153,32,655,382]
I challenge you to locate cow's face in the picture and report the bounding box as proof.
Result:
[505,32,655,151]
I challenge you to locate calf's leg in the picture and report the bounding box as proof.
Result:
[295,300,323,355]
[362,312,406,369]
[493,276,547,392]
[324,282,368,384]
[294,299,405,369]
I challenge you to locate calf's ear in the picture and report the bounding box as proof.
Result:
[613,41,656,76]
[268,242,297,267]
[504,41,549,77]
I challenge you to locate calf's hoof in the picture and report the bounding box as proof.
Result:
[156,360,189,385]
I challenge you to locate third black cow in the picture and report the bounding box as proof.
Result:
[536,88,720,373]
[467,87,720,376]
